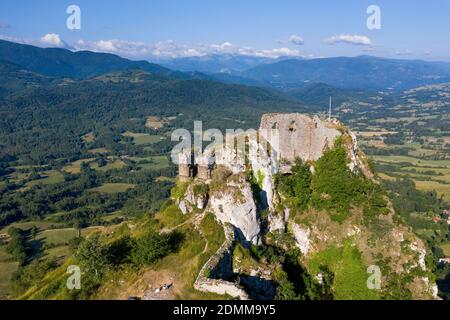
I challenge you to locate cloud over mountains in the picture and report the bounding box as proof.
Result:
[74,38,305,59]
[0,32,309,59]
[1,32,379,60]
[324,34,372,46]
[40,33,65,48]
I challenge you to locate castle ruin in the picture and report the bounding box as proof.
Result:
[178,150,215,181]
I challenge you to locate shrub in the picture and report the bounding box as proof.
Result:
[131,231,181,266]
[311,139,369,220]
[276,159,312,211]
[193,183,209,197]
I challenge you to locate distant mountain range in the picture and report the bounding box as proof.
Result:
[239,56,450,90]
[3,39,450,93]
[155,54,300,74]
[156,53,450,91]
[286,82,374,107]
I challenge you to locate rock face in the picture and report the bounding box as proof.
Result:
[267,207,291,233]
[208,177,260,244]
[177,183,208,214]
[259,113,342,163]
[247,137,277,211]
[291,223,311,255]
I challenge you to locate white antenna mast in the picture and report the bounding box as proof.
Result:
[328,96,332,121]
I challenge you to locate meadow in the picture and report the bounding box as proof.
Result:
[90,183,136,194]
[122,131,164,146]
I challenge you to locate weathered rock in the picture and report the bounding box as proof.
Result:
[179,200,188,215]
[247,137,278,211]
[260,113,341,163]
[291,223,311,255]
[209,178,260,244]
[177,183,208,214]
[268,208,290,233]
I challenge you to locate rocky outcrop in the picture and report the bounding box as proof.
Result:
[175,112,437,300]
[208,176,260,244]
[177,183,208,214]
[247,137,277,211]
[291,223,311,255]
[268,208,290,233]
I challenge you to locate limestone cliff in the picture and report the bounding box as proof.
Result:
[174,113,437,300]
[208,174,260,245]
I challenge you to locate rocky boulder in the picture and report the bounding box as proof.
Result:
[208,176,260,244]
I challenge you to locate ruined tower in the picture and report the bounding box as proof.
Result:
[197,150,216,181]
[178,151,194,182]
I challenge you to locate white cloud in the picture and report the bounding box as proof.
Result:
[288,34,304,46]
[324,34,372,46]
[74,39,307,59]
[40,33,65,48]
[0,34,313,59]
[80,39,153,57]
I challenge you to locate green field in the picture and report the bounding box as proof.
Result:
[134,135,163,145]
[44,246,70,261]
[63,158,128,174]
[101,211,125,222]
[23,170,65,190]
[0,246,17,297]
[0,220,62,235]
[90,183,136,194]
[415,181,450,202]
[376,171,450,203]
[129,156,170,170]
[370,150,450,203]
[372,155,450,168]
[37,228,90,246]
[441,242,450,256]
[90,159,127,172]
[0,261,19,297]
[122,131,163,145]
[63,159,95,174]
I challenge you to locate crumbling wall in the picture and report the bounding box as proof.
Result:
[194,225,249,300]
[260,113,341,163]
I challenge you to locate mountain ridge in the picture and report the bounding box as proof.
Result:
[0,39,171,79]
[240,55,450,90]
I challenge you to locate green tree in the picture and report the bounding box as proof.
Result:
[75,236,109,282]
[30,226,38,240]
[131,232,172,266]
[274,268,301,300]
[6,227,27,265]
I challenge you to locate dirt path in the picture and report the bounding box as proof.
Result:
[159,212,203,234]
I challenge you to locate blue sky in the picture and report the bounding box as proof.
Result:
[0,0,449,60]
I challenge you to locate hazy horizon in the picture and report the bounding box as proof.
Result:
[1,0,450,61]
